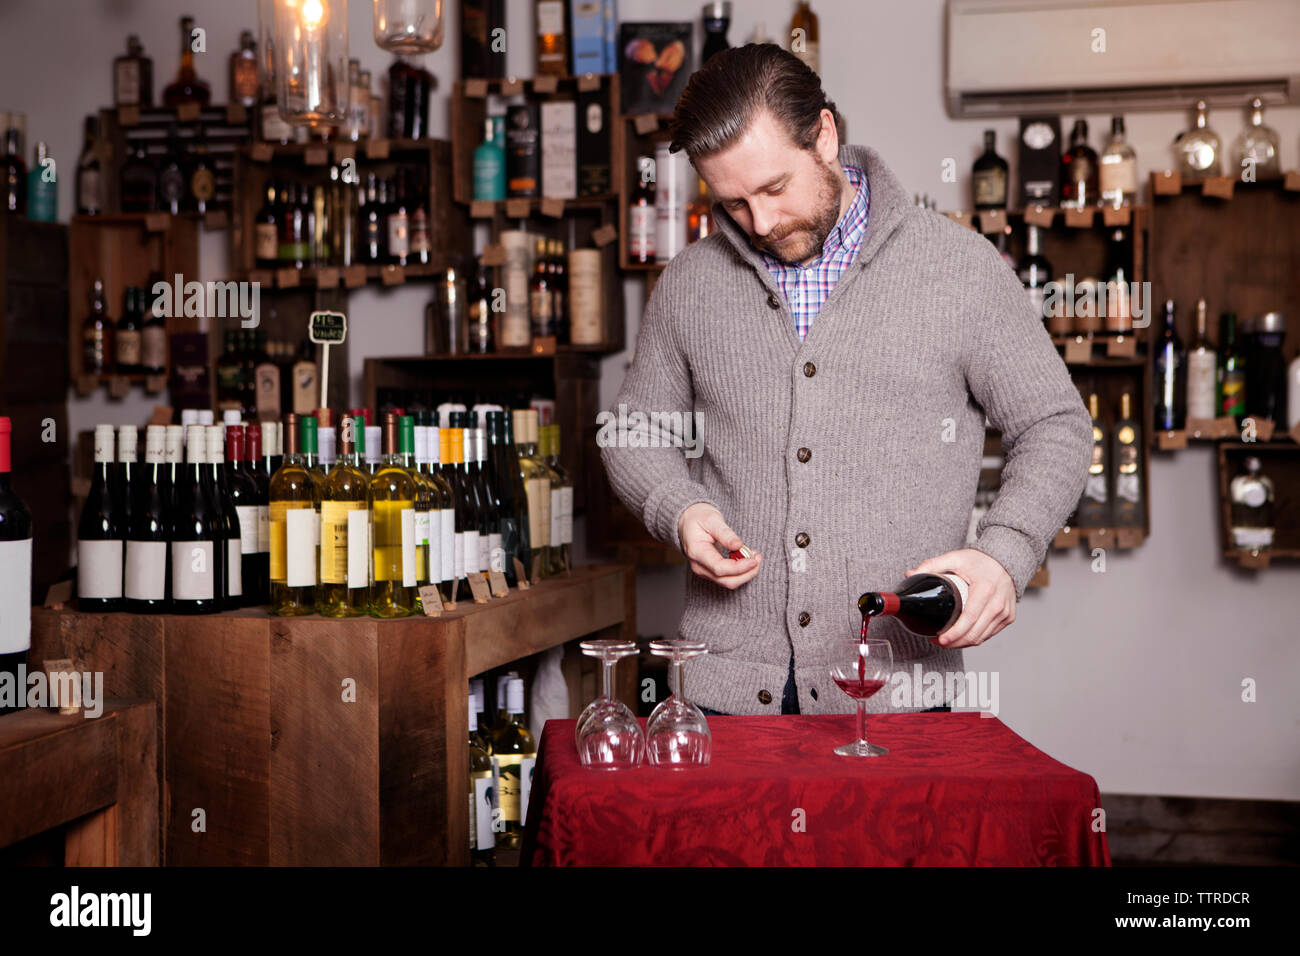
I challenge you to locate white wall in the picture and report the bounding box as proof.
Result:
[3,0,1296,801]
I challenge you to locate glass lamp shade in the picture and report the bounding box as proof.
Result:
[274,0,349,126]
[257,0,276,98]
[374,0,445,54]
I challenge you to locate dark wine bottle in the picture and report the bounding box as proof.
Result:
[170,424,222,614]
[78,424,125,611]
[1153,300,1186,432]
[485,411,521,584]
[226,424,262,607]
[125,425,169,612]
[858,573,969,636]
[0,417,33,717]
[245,422,271,604]
[205,425,241,609]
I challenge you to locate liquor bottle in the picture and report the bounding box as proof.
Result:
[3,122,26,215]
[170,425,222,614]
[1229,457,1274,554]
[230,30,260,108]
[1186,299,1217,422]
[388,174,410,267]
[1217,312,1247,426]
[549,239,568,343]
[466,264,493,353]
[345,60,367,143]
[515,408,550,581]
[399,415,433,603]
[542,425,572,574]
[441,423,470,598]
[140,285,167,376]
[971,130,1008,211]
[1103,227,1133,337]
[629,156,656,263]
[76,116,105,216]
[473,116,507,202]
[125,426,169,613]
[0,416,33,715]
[215,330,242,411]
[119,141,157,213]
[77,425,124,612]
[26,142,58,223]
[702,2,732,63]
[387,56,433,139]
[114,34,154,107]
[116,288,144,375]
[1112,393,1143,529]
[410,183,431,266]
[535,0,568,75]
[1153,300,1186,432]
[369,413,418,617]
[469,695,496,865]
[1245,312,1287,426]
[685,176,714,245]
[1174,100,1222,181]
[205,425,241,608]
[487,410,529,585]
[245,421,271,604]
[163,15,212,107]
[788,1,819,73]
[1060,119,1099,208]
[156,126,186,215]
[318,416,371,617]
[1099,116,1137,207]
[857,573,968,636]
[269,414,319,616]
[529,238,555,339]
[188,125,216,216]
[1232,97,1281,180]
[1017,225,1051,325]
[491,676,536,850]
[226,425,262,608]
[363,173,383,264]
[1077,393,1110,528]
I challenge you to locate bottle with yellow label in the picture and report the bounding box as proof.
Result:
[490,676,535,850]
[368,412,417,617]
[513,408,550,582]
[269,413,319,615]
[318,415,370,617]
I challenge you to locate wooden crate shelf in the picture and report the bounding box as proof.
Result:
[1216,441,1300,568]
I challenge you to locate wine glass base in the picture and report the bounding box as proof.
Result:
[834,741,889,757]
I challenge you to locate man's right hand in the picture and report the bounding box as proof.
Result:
[677,503,762,590]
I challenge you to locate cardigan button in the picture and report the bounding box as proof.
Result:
[803,361,816,377]
[767,294,781,309]
[798,611,811,627]
[795,531,810,548]
[758,689,773,705]
[796,447,811,463]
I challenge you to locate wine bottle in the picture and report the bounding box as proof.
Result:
[1077,393,1111,528]
[516,409,550,580]
[83,279,111,376]
[1113,392,1144,529]
[116,425,138,557]
[1153,300,1186,432]
[452,416,484,592]
[269,414,319,616]
[486,410,524,586]
[1187,298,1217,422]
[225,425,261,607]
[491,677,536,850]
[469,694,496,865]
[465,423,494,579]
[0,417,33,717]
[368,413,417,617]
[473,424,503,574]
[116,288,144,374]
[399,416,433,606]
[318,416,371,617]
[417,414,455,603]
[544,424,572,574]
[1217,312,1247,426]
[204,425,240,608]
[244,422,271,604]
[857,573,969,636]
[125,425,169,612]
[500,410,533,582]
[78,424,125,611]
[170,425,222,613]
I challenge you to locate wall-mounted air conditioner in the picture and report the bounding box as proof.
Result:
[947,0,1300,117]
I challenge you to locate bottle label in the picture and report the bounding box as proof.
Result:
[227,538,243,596]
[286,507,317,587]
[629,205,654,258]
[1084,472,1108,504]
[141,325,167,370]
[1116,472,1141,504]
[454,530,465,581]
[526,477,551,547]
[191,168,216,202]
[973,168,1007,207]
[550,487,563,550]
[388,213,409,257]
[464,530,482,575]
[477,531,490,576]
[472,773,496,850]
[488,533,504,572]
[1100,157,1137,197]
[401,508,417,587]
[1220,373,1246,416]
[116,329,142,366]
[235,505,260,555]
[425,509,442,583]
[172,541,215,601]
[493,753,536,824]
[257,505,270,554]
[114,61,140,105]
[537,0,564,35]
[1187,352,1217,419]
[1232,527,1273,550]
[558,486,573,545]
[261,103,294,143]
[0,538,33,654]
[78,539,124,599]
[77,168,102,213]
[124,540,167,600]
[320,500,367,585]
[441,508,455,583]
[256,223,279,261]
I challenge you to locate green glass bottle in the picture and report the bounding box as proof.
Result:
[368,412,417,617]
[318,415,370,617]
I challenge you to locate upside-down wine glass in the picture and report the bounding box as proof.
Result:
[575,638,644,769]
[646,639,711,768]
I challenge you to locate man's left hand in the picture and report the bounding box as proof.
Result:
[905,549,1015,649]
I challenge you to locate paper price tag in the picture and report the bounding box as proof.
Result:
[344,264,368,288]
[176,101,201,122]
[1152,171,1182,195]
[276,267,301,289]
[1211,416,1238,439]
[315,266,340,288]
[418,585,444,616]
[204,209,229,230]
[976,209,1006,235]
[501,77,525,96]
[309,310,347,344]
[305,146,329,166]
[225,104,248,125]
[540,197,566,218]
[1284,171,1300,192]
[488,569,509,597]
[465,79,489,98]
[1102,205,1132,226]
[1022,205,1055,227]
[381,265,406,285]
[1063,337,1092,364]
[505,198,531,218]
[1156,430,1187,451]
[1051,527,1078,550]
[467,573,491,604]
[332,143,356,164]
[1237,550,1270,570]
[251,143,274,162]
[1105,335,1137,358]
[44,658,82,715]
[144,213,169,232]
[75,375,97,396]
[150,405,173,426]
[479,243,506,267]
[577,74,602,92]
[532,75,559,94]
[512,557,530,590]
[1201,176,1234,199]
[117,106,140,127]
[365,139,390,160]
[1185,417,1217,440]
[633,114,660,135]
[1063,207,1095,228]
[470,200,496,219]
[1115,528,1144,549]
[108,375,130,398]
[944,211,973,231]
[592,224,617,246]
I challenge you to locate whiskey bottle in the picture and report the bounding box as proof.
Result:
[971,130,1008,211]
[1229,457,1274,554]
[1060,119,1099,209]
[1231,97,1280,180]
[535,0,568,76]
[1174,100,1222,181]
[113,34,154,108]
[1112,393,1143,529]
[788,1,819,73]
[163,15,212,107]
[1099,116,1137,207]
[1077,393,1110,528]
[1186,299,1217,422]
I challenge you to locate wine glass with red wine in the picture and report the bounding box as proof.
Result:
[575,638,644,769]
[828,638,894,757]
[646,639,711,768]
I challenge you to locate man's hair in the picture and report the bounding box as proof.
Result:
[669,43,842,160]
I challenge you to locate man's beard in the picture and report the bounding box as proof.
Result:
[754,161,845,265]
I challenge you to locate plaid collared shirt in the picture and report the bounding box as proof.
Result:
[762,164,869,341]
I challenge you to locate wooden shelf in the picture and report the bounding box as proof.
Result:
[1216,441,1300,568]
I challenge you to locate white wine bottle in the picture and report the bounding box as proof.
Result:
[318,415,370,617]
[269,413,318,615]
[368,412,417,617]
[491,676,536,850]
[469,694,496,866]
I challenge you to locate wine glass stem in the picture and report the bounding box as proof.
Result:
[672,659,687,705]
[600,659,615,701]
[857,699,868,747]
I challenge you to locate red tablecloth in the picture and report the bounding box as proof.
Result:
[520,714,1111,866]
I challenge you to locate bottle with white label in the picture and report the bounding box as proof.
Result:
[0,416,33,716]
[269,413,318,616]
[1187,298,1218,422]
[318,415,370,617]
[490,677,536,850]
[469,694,496,866]
[78,424,125,611]
[226,424,263,606]
[401,415,434,609]
[170,425,222,614]
[473,426,503,576]
[205,425,242,609]
[416,414,455,605]
[1230,457,1274,554]
[540,424,572,575]
[368,412,417,617]
[125,425,170,612]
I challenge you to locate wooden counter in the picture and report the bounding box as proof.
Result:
[31,562,635,866]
